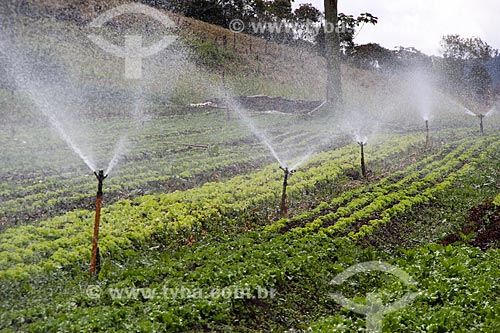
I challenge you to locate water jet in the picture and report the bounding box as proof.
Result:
[279,166,295,217]
[90,169,108,279]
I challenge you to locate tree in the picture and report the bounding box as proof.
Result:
[314,12,377,58]
[267,0,293,20]
[294,3,321,22]
[324,0,342,111]
[147,0,258,29]
[392,46,432,70]
[467,63,493,104]
[440,35,498,106]
[487,55,500,92]
[338,13,377,55]
[349,43,393,71]
[293,3,321,43]
[441,35,498,62]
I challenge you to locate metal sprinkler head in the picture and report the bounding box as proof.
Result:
[357,141,367,147]
[94,170,108,195]
[94,169,108,182]
[280,166,295,175]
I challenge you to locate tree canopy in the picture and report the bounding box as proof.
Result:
[142,0,296,28]
[440,35,499,109]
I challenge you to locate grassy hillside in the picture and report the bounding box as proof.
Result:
[7,0,397,103]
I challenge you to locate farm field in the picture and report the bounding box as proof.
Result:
[1,120,499,331]
[1,3,500,332]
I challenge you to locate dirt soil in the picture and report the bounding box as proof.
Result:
[441,200,500,250]
[190,95,324,114]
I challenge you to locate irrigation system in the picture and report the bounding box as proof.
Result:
[358,141,367,178]
[425,119,430,148]
[478,114,485,136]
[279,166,295,217]
[90,170,108,278]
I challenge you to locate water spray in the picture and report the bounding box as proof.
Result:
[90,170,108,279]
[358,141,367,178]
[425,119,430,147]
[279,166,295,217]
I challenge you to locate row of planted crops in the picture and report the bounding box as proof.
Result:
[1,129,499,332]
[2,130,497,276]
[0,111,331,226]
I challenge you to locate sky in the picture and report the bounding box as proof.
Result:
[292,0,500,56]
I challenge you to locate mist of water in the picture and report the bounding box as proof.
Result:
[354,134,368,145]
[105,83,147,175]
[411,71,433,121]
[27,88,97,172]
[290,151,313,170]
[0,36,97,171]
[464,108,477,116]
[106,136,128,175]
[446,97,477,116]
[224,94,284,166]
[485,105,497,117]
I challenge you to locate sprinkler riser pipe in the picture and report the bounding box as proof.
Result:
[90,194,102,278]
[479,115,484,136]
[90,170,107,279]
[359,142,367,178]
[279,167,294,217]
[425,120,430,148]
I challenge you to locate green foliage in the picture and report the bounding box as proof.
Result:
[494,193,500,207]
[441,35,498,62]
[186,37,237,68]
[1,130,500,332]
[440,35,498,101]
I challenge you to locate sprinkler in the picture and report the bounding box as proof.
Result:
[279,166,295,217]
[478,114,485,136]
[90,169,107,278]
[358,141,367,178]
[425,119,430,148]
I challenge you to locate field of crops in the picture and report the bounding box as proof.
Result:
[1,10,500,333]
[1,110,499,331]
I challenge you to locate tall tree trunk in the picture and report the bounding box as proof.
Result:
[324,0,343,112]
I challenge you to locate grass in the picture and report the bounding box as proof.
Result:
[12,0,395,103]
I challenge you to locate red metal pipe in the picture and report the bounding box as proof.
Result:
[90,170,107,279]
